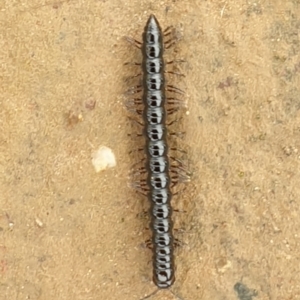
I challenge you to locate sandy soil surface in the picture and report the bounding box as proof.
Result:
[1,1,300,299]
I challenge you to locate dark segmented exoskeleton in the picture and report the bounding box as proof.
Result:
[141,14,175,289]
[125,15,189,297]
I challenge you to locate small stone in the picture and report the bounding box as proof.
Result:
[92,146,116,172]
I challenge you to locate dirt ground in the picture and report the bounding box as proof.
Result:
[1,0,300,299]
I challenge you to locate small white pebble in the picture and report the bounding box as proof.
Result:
[35,218,43,227]
[92,146,116,172]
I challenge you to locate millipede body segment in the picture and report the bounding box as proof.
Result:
[141,14,175,289]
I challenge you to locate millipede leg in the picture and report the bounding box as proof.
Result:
[124,36,142,49]
[167,119,177,126]
[132,166,147,176]
[173,185,188,197]
[125,97,142,106]
[167,107,180,115]
[133,98,142,105]
[170,156,187,168]
[167,116,183,126]
[166,59,186,65]
[169,131,186,137]
[138,178,146,184]
[145,238,153,249]
[167,97,186,107]
[170,147,187,155]
[171,165,190,178]
[128,132,143,138]
[167,84,185,95]
[127,73,142,79]
[171,176,180,188]
[130,182,149,196]
[126,85,142,94]
[129,147,144,155]
[171,170,191,183]
[130,157,146,168]
[128,116,144,126]
[163,25,174,35]
[173,208,187,213]
[164,31,172,38]
[170,157,191,180]
[137,209,148,219]
[165,38,177,49]
[174,238,183,248]
[124,61,142,66]
[165,70,185,77]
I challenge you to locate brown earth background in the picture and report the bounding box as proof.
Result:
[1,0,300,300]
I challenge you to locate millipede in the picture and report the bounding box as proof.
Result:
[125,14,188,299]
